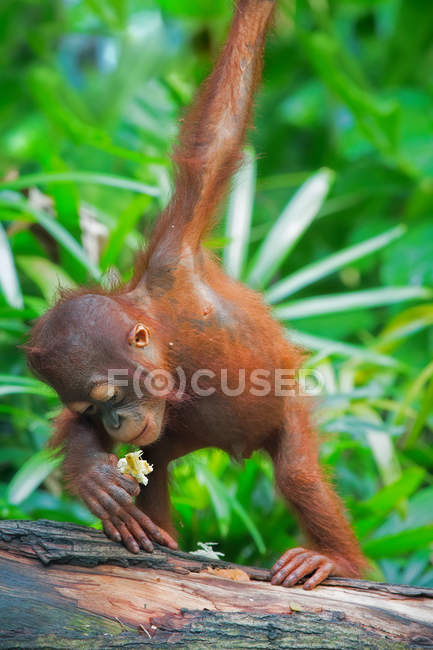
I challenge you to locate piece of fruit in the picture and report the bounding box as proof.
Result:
[117,450,153,485]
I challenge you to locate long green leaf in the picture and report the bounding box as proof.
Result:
[7,449,62,505]
[366,429,401,487]
[195,463,231,537]
[0,375,56,398]
[0,375,50,386]
[405,378,433,451]
[196,462,265,551]
[100,194,151,270]
[275,286,432,320]
[0,386,55,397]
[230,497,266,554]
[363,525,433,558]
[266,225,405,303]
[0,222,23,309]
[361,467,425,515]
[396,359,433,444]
[285,329,402,368]
[356,467,425,538]
[223,148,256,280]
[0,195,100,279]
[379,305,433,345]
[0,172,160,197]
[247,169,334,289]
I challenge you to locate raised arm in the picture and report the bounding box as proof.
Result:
[144,0,275,273]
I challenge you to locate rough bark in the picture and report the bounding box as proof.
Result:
[0,519,432,648]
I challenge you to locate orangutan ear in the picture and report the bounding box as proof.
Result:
[128,323,150,348]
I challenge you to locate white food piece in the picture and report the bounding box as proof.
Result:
[117,450,153,486]
[190,541,225,560]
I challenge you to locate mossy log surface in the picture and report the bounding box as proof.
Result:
[1,519,433,648]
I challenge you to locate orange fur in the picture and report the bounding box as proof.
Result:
[26,0,366,584]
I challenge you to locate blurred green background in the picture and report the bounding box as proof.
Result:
[1,0,433,587]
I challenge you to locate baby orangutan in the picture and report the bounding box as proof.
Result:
[26,0,366,589]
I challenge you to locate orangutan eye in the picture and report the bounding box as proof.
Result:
[68,401,98,416]
[83,404,97,416]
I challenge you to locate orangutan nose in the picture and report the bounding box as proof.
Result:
[103,410,122,431]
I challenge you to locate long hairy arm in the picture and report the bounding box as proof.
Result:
[50,410,178,553]
[143,0,275,274]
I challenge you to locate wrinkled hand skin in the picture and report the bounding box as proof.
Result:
[270,547,348,590]
[73,453,178,554]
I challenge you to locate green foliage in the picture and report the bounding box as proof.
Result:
[1,0,433,585]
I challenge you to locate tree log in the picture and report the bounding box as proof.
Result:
[0,520,433,648]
